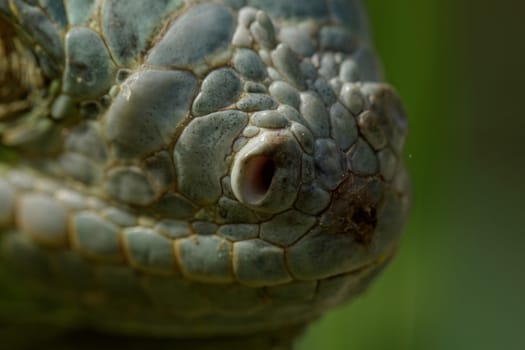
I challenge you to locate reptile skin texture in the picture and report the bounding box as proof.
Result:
[0,0,409,346]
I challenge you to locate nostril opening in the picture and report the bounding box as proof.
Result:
[231,131,303,212]
[243,156,276,204]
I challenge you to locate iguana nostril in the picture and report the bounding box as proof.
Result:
[231,130,302,213]
[242,155,276,204]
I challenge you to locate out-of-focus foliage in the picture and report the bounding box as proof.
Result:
[299,0,525,349]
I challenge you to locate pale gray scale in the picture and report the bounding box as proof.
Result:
[269,81,301,110]
[318,53,339,80]
[249,10,276,49]
[154,219,191,239]
[357,111,389,150]
[347,138,379,175]
[286,227,368,280]
[232,24,253,48]
[0,178,15,227]
[50,94,75,120]
[85,196,107,210]
[63,27,115,99]
[233,239,291,286]
[271,44,306,90]
[59,152,102,185]
[102,0,183,66]
[104,69,197,159]
[194,208,220,223]
[192,68,242,116]
[217,224,258,241]
[236,93,278,112]
[313,78,338,106]
[71,211,122,261]
[278,104,304,124]
[149,193,197,220]
[238,7,257,29]
[328,75,345,91]
[279,26,316,58]
[123,227,176,274]
[266,67,282,82]
[147,3,235,68]
[314,139,347,191]
[244,82,266,93]
[290,122,314,155]
[340,59,360,83]
[104,166,156,206]
[142,151,176,196]
[221,176,236,199]
[251,110,288,129]
[101,207,137,227]
[300,92,330,138]
[300,60,319,82]
[217,197,259,224]
[64,121,107,162]
[233,137,248,153]
[191,221,218,236]
[243,126,260,138]
[330,102,359,151]
[340,83,366,115]
[17,193,68,247]
[260,210,316,247]
[319,26,357,54]
[176,235,234,283]
[33,176,61,194]
[258,48,272,66]
[232,48,267,81]
[362,84,408,155]
[55,189,88,210]
[194,207,217,223]
[65,0,95,26]
[174,110,248,205]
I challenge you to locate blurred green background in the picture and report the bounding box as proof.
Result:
[300,0,525,349]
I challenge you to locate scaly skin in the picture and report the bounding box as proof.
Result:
[0,0,410,347]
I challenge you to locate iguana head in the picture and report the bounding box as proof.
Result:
[0,0,410,339]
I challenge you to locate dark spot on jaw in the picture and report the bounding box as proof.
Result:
[350,206,377,244]
[320,175,383,246]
